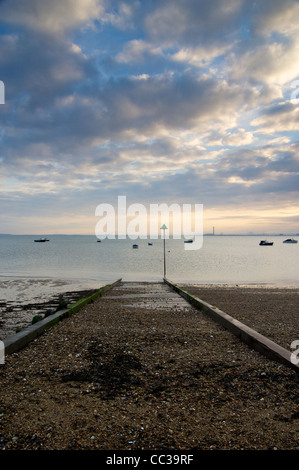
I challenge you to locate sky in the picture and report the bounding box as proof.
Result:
[0,0,298,236]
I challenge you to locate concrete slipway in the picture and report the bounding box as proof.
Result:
[2,278,298,374]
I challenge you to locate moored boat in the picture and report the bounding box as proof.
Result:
[259,240,273,246]
[283,238,298,244]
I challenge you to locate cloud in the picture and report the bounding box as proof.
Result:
[0,31,95,109]
[0,0,299,234]
[251,0,299,38]
[144,0,243,46]
[251,101,299,133]
[171,43,233,67]
[114,39,163,64]
[0,66,259,173]
[229,40,299,86]
[206,129,256,147]
[101,1,139,31]
[0,0,104,33]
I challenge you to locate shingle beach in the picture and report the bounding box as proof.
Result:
[0,281,298,451]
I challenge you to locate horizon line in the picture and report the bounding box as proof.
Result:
[1,233,298,237]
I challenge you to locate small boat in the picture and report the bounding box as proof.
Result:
[132,244,138,249]
[97,240,101,242]
[184,239,193,243]
[148,242,152,246]
[283,238,298,244]
[259,240,273,246]
[34,238,49,242]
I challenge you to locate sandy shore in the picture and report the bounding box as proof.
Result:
[0,277,105,340]
[0,281,298,451]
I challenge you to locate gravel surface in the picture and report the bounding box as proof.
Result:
[0,281,298,451]
[180,284,299,351]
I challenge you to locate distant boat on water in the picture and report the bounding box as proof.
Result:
[148,242,152,246]
[184,239,193,244]
[283,238,298,244]
[259,240,273,246]
[132,244,138,249]
[34,238,49,242]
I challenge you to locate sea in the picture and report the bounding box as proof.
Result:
[0,234,298,339]
[1,233,299,287]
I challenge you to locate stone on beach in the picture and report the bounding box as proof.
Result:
[0,281,298,450]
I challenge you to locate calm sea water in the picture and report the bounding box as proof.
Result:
[0,234,298,288]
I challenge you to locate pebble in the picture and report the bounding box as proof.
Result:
[0,282,298,450]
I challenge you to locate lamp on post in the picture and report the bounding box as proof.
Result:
[160,224,168,278]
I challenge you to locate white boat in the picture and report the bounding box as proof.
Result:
[283,238,298,244]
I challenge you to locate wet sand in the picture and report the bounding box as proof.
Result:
[0,281,298,451]
[0,277,104,340]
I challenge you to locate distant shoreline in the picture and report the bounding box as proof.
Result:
[1,233,299,237]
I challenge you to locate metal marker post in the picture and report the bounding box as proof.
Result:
[161,224,168,278]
